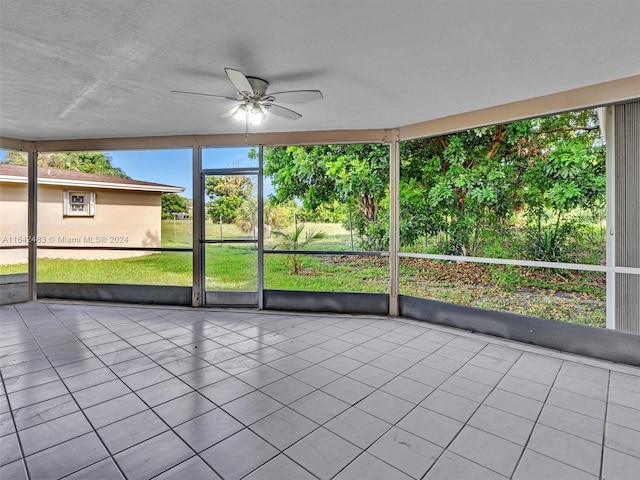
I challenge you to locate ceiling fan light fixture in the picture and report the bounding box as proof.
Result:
[233,103,266,125]
[251,109,266,125]
[233,104,249,122]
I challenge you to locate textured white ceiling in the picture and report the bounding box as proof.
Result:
[2,0,640,141]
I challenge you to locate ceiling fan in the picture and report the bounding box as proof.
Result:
[171,68,323,125]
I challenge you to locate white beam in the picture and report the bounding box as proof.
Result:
[605,106,616,329]
[398,74,640,141]
[27,151,38,301]
[389,133,400,316]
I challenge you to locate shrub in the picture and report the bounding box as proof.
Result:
[522,221,579,263]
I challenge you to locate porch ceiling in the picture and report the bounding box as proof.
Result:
[2,1,640,142]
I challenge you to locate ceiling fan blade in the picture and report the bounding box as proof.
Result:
[266,103,302,120]
[221,104,243,118]
[268,90,323,103]
[225,68,254,96]
[171,90,238,101]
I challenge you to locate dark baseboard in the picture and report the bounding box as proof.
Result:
[264,290,389,315]
[399,295,640,367]
[38,283,192,307]
[0,273,29,305]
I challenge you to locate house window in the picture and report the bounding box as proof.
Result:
[63,191,95,216]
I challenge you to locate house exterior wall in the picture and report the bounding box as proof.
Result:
[0,183,162,263]
[0,182,28,265]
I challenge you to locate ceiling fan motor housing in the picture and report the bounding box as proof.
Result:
[246,77,269,97]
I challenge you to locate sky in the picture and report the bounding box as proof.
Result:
[107,149,193,197]
[1,147,273,200]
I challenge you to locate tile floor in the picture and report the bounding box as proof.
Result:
[1,301,639,480]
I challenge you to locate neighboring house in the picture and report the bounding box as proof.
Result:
[0,164,184,264]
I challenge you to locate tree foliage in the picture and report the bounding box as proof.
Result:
[161,193,190,219]
[400,110,605,259]
[400,125,527,254]
[264,200,297,230]
[264,109,605,261]
[205,175,254,223]
[234,196,258,233]
[264,144,389,249]
[4,151,128,178]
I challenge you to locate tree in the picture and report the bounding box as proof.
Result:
[399,109,605,258]
[234,196,258,233]
[272,225,327,274]
[264,144,389,249]
[400,123,530,255]
[263,199,296,230]
[264,110,604,259]
[4,151,128,178]
[161,193,190,219]
[205,175,254,223]
[519,111,605,261]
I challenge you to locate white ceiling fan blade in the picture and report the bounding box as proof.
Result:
[171,90,237,101]
[268,90,323,103]
[266,103,302,120]
[225,68,254,96]
[221,104,243,118]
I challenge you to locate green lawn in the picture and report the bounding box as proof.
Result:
[205,244,257,290]
[0,253,193,286]
[264,254,388,293]
[0,219,605,327]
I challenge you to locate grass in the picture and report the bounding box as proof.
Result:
[0,219,606,327]
[399,259,606,328]
[0,263,28,275]
[205,244,256,290]
[20,253,194,286]
[264,254,388,293]
[162,218,248,248]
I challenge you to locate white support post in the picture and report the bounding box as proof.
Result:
[389,133,400,316]
[192,146,203,307]
[27,150,38,301]
[605,106,616,329]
